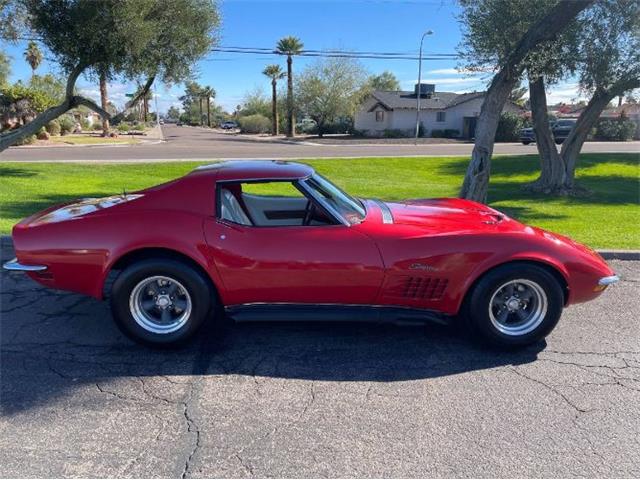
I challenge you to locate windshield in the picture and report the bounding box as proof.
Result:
[555,120,575,127]
[302,174,366,225]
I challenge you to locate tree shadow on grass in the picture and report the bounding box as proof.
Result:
[0,166,38,178]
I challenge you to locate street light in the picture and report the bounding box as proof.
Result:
[415,29,434,144]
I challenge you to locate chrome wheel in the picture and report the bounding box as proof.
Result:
[489,279,548,336]
[129,275,192,334]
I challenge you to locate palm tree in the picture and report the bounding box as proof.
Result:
[24,41,43,79]
[201,86,215,127]
[276,36,303,137]
[262,64,286,135]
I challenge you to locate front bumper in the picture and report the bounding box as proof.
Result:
[2,258,48,272]
[598,275,620,286]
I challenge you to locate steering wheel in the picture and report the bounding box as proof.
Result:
[302,200,315,226]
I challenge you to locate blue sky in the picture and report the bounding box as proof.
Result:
[2,0,582,113]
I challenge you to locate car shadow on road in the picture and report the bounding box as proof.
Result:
[1,270,545,416]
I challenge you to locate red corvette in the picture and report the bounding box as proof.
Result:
[4,160,618,347]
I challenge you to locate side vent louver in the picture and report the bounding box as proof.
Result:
[402,276,448,300]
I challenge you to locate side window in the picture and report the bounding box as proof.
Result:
[217,181,335,227]
[436,111,446,122]
[375,110,384,122]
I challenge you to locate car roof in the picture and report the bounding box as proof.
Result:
[188,160,315,181]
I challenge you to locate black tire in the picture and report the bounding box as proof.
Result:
[464,263,564,348]
[522,141,531,145]
[110,258,215,347]
[555,138,564,144]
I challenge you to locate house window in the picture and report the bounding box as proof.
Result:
[436,111,446,122]
[375,110,384,122]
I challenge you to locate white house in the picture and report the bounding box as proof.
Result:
[355,83,522,138]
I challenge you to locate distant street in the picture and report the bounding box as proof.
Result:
[1,124,638,162]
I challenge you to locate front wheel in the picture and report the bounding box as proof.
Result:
[110,258,214,347]
[464,263,564,347]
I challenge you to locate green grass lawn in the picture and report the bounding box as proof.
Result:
[0,153,638,248]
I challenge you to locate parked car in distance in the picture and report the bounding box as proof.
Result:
[220,121,238,130]
[4,161,618,348]
[176,121,183,127]
[520,119,577,145]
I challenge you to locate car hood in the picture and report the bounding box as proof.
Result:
[379,198,523,233]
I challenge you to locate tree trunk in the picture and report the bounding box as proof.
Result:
[559,76,639,189]
[271,79,278,135]
[99,71,110,136]
[526,76,567,192]
[207,96,211,127]
[286,55,295,137]
[459,0,593,202]
[460,70,518,202]
[199,97,203,126]
[560,89,614,189]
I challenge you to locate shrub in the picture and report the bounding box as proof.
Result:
[431,129,444,138]
[15,134,37,145]
[495,112,525,142]
[382,129,406,138]
[238,114,271,134]
[36,127,50,140]
[79,117,91,131]
[594,118,636,141]
[46,119,61,136]
[117,122,130,133]
[443,129,460,138]
[59,116,75,135]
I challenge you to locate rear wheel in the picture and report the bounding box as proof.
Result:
[522,141,531,145]
[465,263,564,347]
[110,258,214,347]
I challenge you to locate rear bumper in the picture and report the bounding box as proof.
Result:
[2,258,48,272]
[598,275,620,286]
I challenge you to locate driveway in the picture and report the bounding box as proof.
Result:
[1,125,638,162]
[1,237,639,477]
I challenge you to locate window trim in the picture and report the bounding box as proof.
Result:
[375,110,384,122]
[214,177,347,228]
[436,111,446,122]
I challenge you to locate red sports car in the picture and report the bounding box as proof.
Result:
[4,160,618,348]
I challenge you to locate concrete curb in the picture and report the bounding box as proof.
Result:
[597,250,640,260]
[0,235,637,260]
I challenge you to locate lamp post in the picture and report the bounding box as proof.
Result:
[415,29,433,144]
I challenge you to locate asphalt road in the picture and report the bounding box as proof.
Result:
[1,238,639,477]
[1,124,638,162]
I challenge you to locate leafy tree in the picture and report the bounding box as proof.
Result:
[295,57,367,137]
[239,87,271,118]
[557,0,640,190]
[167,105,181,120]
[0,0,220,152]
[0,50,10,88]
[24,41,42,78]
[28,74,65,104]
[180,81,205,125]
[457,0,592,201]
[509,85,528,106]
[367,71,401,91]
[262,64,286,135]
[276,36,304,137]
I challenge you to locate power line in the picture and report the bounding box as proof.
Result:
[210,46,460,61]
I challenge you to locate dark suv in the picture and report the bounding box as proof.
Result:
[520,119,576,145]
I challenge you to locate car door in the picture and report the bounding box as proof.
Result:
[202,219,385,306]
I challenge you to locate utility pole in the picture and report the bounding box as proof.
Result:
[415,29,434,144]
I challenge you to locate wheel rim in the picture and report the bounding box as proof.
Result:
[129,275,192,334]
[488,279,548,336]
